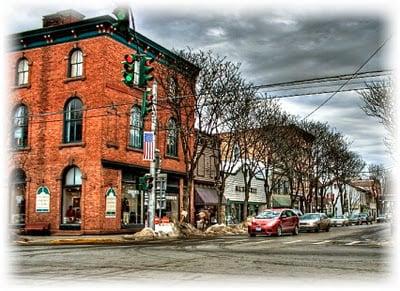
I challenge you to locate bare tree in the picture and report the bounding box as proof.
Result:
[359,80,394,151]
[158,49,251,224]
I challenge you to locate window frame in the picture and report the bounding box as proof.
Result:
[129,105,143,149]
[68,49,84,78]
[166,118,178,157]
[16,58,29,86]
[12,104,29,148]
[63,98,83,144]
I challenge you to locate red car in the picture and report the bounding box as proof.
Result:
[248,209,299,237]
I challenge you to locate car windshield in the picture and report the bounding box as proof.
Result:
[333,215,344,219]
[350,214,359,218]
[255,211,280,219]
[300,214,320,220]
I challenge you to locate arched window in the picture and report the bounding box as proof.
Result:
[16,58,29,86]
[69,49,83,78]
[168,78,177,99]
[129,106,143,149]
[64,98,83,143]
[166,118,178,157]
[9,169,26,225]
[12,105,29,148]
[61,166,82,229]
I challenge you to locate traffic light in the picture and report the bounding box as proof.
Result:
[139,56,154,88]
[138,176,146,191]
[141,87,153,118]
[112,7,130,38]
[144,173,154,190]
[121,54,139,87]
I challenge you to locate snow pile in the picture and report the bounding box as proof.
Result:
[173,222,204,238]
[205,223,247,235]
[132,227,156,240]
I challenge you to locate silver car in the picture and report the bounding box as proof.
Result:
[330,215,349,227]
[299,213,331,232]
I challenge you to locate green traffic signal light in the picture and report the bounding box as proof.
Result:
[145,174,154,190]
[139,56,154,87]
[139,176,146,190]
[141,87,153,118]
[112,7,130,38]
[121,54,139,87]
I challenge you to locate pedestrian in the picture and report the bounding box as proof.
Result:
[122,198,130,225]
[66,205,75,223]
[180,209,188,223]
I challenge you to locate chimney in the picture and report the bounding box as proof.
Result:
[42,9,85,28]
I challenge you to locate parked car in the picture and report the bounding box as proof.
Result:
[359,213,373,225]
[299,213,330,232]
[376,214,387,223]
[330,215,349,227]
[248,209,299,237]
[348,213,362,225]
[292,209,303,217]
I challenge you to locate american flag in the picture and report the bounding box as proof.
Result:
[143,131,154,161]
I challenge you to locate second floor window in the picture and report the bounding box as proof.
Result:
[64,98,83,143]
[166,118,178,157]
[16,58,29,86]
[12,105,28,148]
[69,49,83,78]
[129,106,143,149]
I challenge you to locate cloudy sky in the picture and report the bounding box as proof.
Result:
[3,0,395,169]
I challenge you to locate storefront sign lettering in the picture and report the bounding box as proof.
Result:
[36,186,50,212]
[105,187,117,218]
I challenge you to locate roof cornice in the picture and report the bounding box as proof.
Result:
[8,15,199,76]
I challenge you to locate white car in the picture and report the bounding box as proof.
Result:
[330,215,349,227]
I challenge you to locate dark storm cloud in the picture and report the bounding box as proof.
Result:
[6,2,390,167]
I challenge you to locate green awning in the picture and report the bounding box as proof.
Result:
[272,195,291,207]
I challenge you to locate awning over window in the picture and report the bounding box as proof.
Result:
[195,187,226,205]
[272,195,291,207]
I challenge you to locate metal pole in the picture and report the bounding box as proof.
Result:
[148,80,158,230]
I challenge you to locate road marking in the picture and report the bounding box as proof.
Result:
[224,238,254,244]
[283,240,303,244]
[345,241,361,246]
[312,240,331,245]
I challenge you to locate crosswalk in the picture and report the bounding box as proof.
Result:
[188,237,392,250]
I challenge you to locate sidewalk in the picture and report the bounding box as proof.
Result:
[11,233,164,246]
[11,223,248,246]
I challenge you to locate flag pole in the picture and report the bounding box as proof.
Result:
[148,80,158,230]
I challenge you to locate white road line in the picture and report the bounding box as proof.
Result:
[345,240,361,246]
[224,238,255,244]
[283,240,303,244]
[312,240,331,245]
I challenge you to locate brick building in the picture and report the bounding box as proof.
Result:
[8,9,198,234]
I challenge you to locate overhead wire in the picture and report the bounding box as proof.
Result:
[301,36,391,120]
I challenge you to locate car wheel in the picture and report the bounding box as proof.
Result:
[326,226,330,232]
[249,233,256,237]
[277,226,283,237]
[293,225,299,236]
[315,225,320,233]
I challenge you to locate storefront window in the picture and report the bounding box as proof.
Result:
[10,169,26,225]
[121,181,143,226]
[61,166,82,229]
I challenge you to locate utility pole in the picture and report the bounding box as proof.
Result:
[148,80,158,230]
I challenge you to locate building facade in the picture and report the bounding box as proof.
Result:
[8,10,197,234]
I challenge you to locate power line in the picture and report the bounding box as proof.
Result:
[261,85,390,100]
[302,36,391,120]
[253,69,391,90]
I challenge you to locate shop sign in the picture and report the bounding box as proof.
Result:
[36,186,50,212]
[105,187,117,218]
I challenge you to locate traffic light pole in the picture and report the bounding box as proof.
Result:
[148,80,158,230]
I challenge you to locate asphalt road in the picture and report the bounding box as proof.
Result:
[7,223,394,287]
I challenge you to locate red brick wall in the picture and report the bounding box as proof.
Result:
[9,35,195,233]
